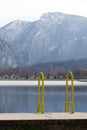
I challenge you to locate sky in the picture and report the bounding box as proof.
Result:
[0,0,87,27]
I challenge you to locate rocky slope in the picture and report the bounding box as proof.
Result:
[0,12,87,67]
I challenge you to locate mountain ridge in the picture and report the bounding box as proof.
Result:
[0,12,87,67]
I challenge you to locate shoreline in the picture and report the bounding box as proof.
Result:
[0,80,87,86]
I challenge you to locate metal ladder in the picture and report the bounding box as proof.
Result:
[65,71,74,113]
[37,72,44,113]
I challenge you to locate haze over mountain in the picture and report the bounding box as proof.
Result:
[0,12,87,67]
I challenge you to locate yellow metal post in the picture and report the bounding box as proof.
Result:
[37,72,44,113]
[65,71,74,113]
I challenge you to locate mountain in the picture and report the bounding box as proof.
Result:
[31,59,87,73]
[0,12,87,67]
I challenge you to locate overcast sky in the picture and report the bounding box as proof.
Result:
[0,0,87,27]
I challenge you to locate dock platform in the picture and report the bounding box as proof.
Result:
[0,113,87,130]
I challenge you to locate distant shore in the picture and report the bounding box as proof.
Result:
[0,80,87,86]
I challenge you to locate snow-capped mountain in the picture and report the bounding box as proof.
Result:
[0,20,30,42]
[0,12,87,67]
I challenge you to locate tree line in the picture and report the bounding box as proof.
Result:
[0,60,87,79]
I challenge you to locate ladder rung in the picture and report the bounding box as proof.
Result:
[38,104,42,107]
[67,102,72,105]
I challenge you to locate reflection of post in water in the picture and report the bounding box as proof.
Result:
[65,71,74,113]
[37,72,44,113]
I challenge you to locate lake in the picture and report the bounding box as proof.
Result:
[0,81,87,113]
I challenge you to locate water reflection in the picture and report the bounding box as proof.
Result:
[0,85,87,113]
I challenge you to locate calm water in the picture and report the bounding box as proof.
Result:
[0,85,87,113]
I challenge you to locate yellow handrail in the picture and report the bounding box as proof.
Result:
[37,72,44,113]
[64,71,74,113]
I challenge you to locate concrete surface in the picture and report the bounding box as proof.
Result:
[0,112,87,120]
[0,113,87,130]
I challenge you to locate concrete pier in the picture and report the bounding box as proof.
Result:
[0,113,87,130]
